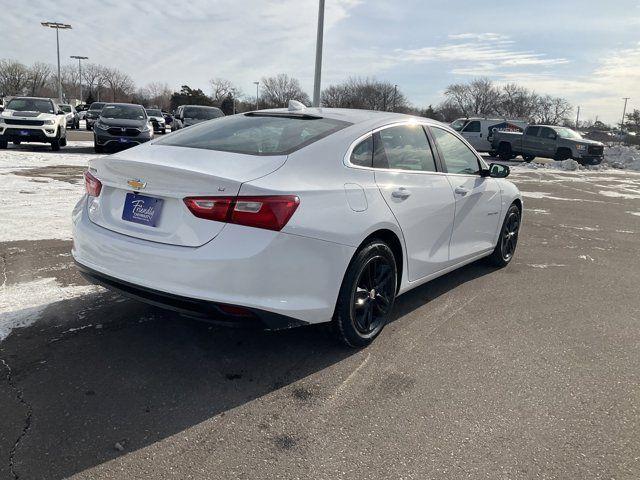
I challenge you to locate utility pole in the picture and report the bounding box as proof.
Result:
[70,55,88,104]
[621,97,630,131]
[312,0,325,107]
[575,106,580,129]
[253,81,259,110]
[41,22,72,102]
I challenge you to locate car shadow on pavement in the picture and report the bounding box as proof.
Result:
[0,259,498,479]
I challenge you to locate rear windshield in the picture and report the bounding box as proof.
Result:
[89,102,105,111]
[183,107,223,120]
[146,109,162,116]
[6,98,54,113]
[100,104,146,120]
[155,113,351,155]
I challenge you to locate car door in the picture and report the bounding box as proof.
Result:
[460,120,484,151]
[429,126,502,263]
[522,126,540,154]
[538,127,557,157]
[371,123,456,281]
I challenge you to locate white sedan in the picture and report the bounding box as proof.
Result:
[72,104,522,347]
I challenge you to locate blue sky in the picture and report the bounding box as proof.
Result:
[3,0,639,123]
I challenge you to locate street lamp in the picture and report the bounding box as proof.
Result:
[41,22,72,102]
[70,55,88,104]
[312,0,325,107]
[253,81,259,110]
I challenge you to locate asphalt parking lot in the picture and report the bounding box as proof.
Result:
[1,147,639,479]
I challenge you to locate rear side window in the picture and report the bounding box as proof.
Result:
[350,136,373,167]
[430,127,480,175]
[156,113,351,156]
[373,124,436,172]
[525,126,540,136]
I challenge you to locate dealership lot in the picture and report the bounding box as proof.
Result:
[1,146,639,479]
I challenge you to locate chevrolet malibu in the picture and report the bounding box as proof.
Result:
[73,105,522,347]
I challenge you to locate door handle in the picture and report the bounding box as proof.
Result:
[479,133,482,138]
[391,187,411,199]
[455,186,470,195]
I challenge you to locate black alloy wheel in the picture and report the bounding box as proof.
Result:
[488,204,521,267]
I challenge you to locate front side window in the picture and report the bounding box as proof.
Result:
[59,105,71,113]
[450,119,467,131]
[156,113,351,156]
[555,127,582,139]
[430,127,480,175]
[462,121,481,133]
[539,127,557,139]
[372,124,437,172]
[350,136,373,167]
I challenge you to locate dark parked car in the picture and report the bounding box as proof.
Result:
[93,103,153,153]
[162,111,173,128]
[85,102,106,130]
[172,105,224,130]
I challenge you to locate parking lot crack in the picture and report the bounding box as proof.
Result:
[1,358,33,480]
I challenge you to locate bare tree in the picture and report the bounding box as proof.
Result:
[209,78,239,105]
[137,82,173,110]
[82,63,106,101]
[0,59,30,96]
[444,78,501,116]
[260,74,310,108]
[101,67,135,102]
[321,77,408,111]
[534,95,572,124]
[26,62,52,96]
[495,83,539,120]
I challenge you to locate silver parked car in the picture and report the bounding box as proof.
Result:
[172,105,224,130]
[59,104,79,129]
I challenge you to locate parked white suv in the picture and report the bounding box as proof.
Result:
[0,97,68,150]
[451,117,527,155]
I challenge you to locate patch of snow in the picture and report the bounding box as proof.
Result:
[626,211,640,217]
[602,145,640,171]
[0,277,101,341]
[615,229,634,234]
[559,224,600,231]
[0,142,98,241]
[520,191,609,204]
[527,263,568,268]
[598,190,640,200]
[578,255,595,262]
[528,208,549,215]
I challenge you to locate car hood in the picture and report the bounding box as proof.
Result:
[574,138,604,146]
[98,117,148,128]
[1,109,56,120]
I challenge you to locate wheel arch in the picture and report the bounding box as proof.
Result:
[356,228,404,293]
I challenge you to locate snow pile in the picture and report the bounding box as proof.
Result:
[602,145,640,171]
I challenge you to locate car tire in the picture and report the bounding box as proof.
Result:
[13,140,21,145]
[94,140,104,153]
[85,123,91,131]
[487,204,521,267]
[498,143,512,161]
[51,134,61,151]
[488,150,497,158]
[162,128,166,134]
[332,240,397,348]
[0,140,7,149]
[60,136,67,147]
[523,155,535,162]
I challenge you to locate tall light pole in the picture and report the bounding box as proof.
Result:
[575,105,580,129]
[312,0,325,107]
[41,22,72,102]
[70,55,88,104]
[253,81,259,110]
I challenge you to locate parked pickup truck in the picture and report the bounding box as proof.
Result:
[492,125,605,165]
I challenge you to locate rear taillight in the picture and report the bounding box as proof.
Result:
[84,171,102,197]
[183,195,299,231]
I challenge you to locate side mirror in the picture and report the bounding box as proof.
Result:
[487,163,510,178]
[56,110,65,115]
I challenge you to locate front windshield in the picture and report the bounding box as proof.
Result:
[88,102,105,112]
[146,109,162,116]
[555,127,582,139]
[184,107,222,120]
[450,119,467,131]
[100,104,146,120]
[59,105,71,113]
[6,98,54,114]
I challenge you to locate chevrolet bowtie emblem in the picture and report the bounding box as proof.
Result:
[127,179,146,190]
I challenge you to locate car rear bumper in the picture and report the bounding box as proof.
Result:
[72,197,355,325]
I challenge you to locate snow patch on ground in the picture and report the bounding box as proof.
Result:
[0,142,97,241]
[602,145,640,171]
[527,263,568,269]
[0,277,101,341]
[598,190,640,200]
[528,208,550,214]
[559,224,600,231]
[578,254,595,262]
[626,211,640,217]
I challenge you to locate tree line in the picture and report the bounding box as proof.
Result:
[6,57,634,130]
